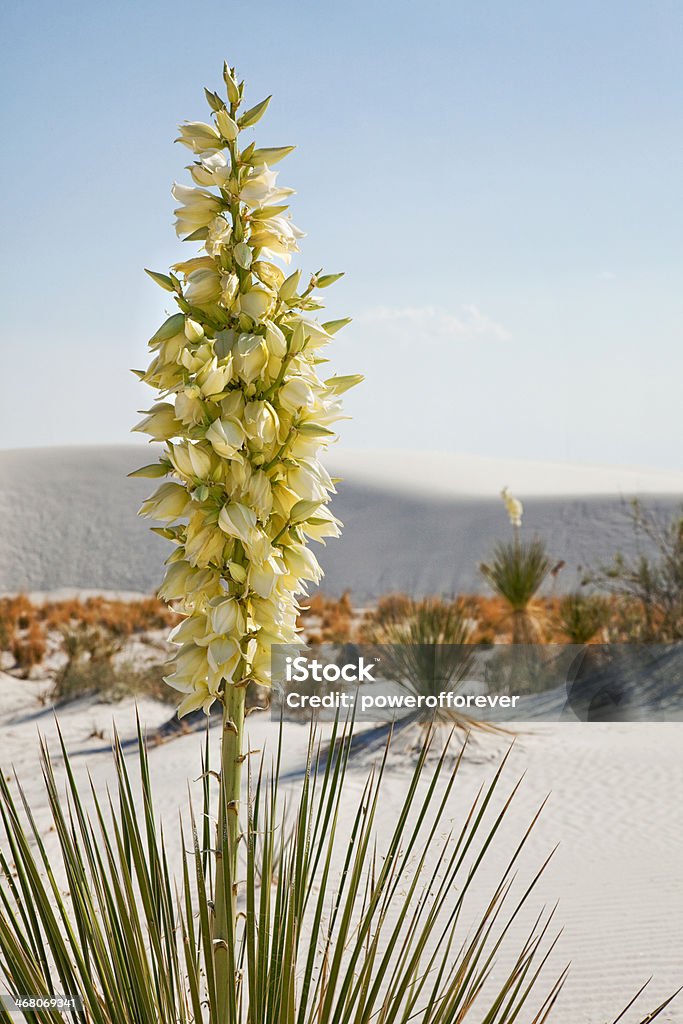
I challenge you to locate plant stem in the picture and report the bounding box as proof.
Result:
[213,681,246,1024]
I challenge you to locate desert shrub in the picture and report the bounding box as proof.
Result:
[299,591,355,643]
[43,595,179,637]
[557,592,610,644]
[359,592,414,637]
[56,661,171,705]
[0,609,16,652]
[52,623,124,702]
[583,500,683,642]
[0,595,37,653]
[51,622,172,704]
[12,620,47,673]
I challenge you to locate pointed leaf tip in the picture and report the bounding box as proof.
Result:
[145,268,175,292]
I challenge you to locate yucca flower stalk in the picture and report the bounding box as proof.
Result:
[132,60,360,1016]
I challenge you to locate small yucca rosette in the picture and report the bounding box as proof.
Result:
[133,61,362,716]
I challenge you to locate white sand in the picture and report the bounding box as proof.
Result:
[329,448,683,498]
[1,446,682,599]
[1,672,681,1023]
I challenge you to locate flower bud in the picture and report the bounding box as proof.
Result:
[250,146,295,167]
[215,107,239,141]
[233,241,253,269]
[133,403,179,441]
[279,269,301,300]
[139,482,190,521]
[185,318,204,342]
[223,63,241,106]
[238,286,273,322]
[265,320,287,357]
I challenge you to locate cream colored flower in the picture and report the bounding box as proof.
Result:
[207,635,241,677]
[133,403,179,441]
[239,166,293,209]
[218,272,238,307]
[172,182,222,237]
[249,214,304,263]
[218,501,257,543]
[205,416,245,458]
[197,356,231,398]
[243,400,279,448]
[176,120,222,153]
[137,64,357,717]
[278,376,314,413]
[501,487,523,528]
[175,389,205,427]
[233,333,269,383]
[188,150,231,187]
[209,597,246,636]
[184,317,204,342]
[184,267,221,304]
[237,285,273,322]
[139,481,190,521]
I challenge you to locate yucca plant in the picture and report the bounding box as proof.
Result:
[557,592,610,644]
[1,720,678,1023]
[359,597,503,749]
[127,57,364,1012]
[480,491,551,644]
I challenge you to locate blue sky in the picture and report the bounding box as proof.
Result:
[1,0,681,468]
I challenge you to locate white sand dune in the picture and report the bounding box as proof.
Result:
[330,448,683,498]
[0,445,681,599]
[0,673,681,1023]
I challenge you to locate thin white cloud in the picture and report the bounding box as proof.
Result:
[358,304,511,342]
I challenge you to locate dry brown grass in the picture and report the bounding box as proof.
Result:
[298,590,355,643]
[0,589,669,694]
[41,595,179,635]
[0,595,180,684]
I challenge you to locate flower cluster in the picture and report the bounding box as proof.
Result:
[501,486,523,529]
[133,63,361,716]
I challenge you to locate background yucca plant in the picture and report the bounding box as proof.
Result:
[480,539,551,644]
[556,592,610,644]
[360,597,502,747]
[0,722,677,1024]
